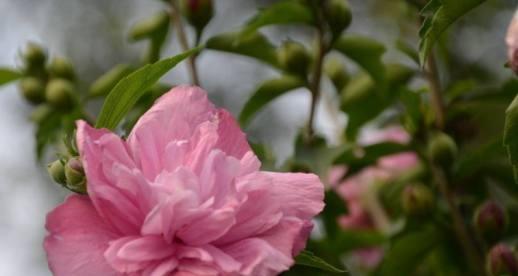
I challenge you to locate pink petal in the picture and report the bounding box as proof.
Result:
[44,195,119,276]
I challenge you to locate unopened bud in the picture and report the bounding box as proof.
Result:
[324,0,352,38]
[23,42,46,68]
[89,64,133,97]
[324,58,349,91]
[29,104,52,123]
[45,79,74,109]
[401,183,434,216]
[129,11,170,41]
[65,157,85,189]
[180,0,214,32]
[474,201,508,241]
[47,160,66,185]
[19,77,45,104]
[278,41,311,76]
[428,132,457,168]
[48,57,75,80]
[506,10,518,75]
[487,244,518,276]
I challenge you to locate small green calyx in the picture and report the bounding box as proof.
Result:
[19,77,45,104]
[45,79,74,109]
[278,41,311,77]
[401,183,434,216]
[65,157,86,193]
[23,42,47,68]
[324,0,352,38]
[428,132,457,168]
[47,160,66,185]
[48,56,76,80]
[180,0,214,33]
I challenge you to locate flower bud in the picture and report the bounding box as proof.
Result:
[401,183,434,216]
[474,201,508,241]
[89,64,133,97]
[65,157,86,190]
[180,0,214,32]
[23,42,46,68]
[278,41,311,76]
[47,160,66,185]
[324,0,352,38]
[48,56,75,80]
[324,58,349,91]
[19,77,45,104]
[506,10,518,75]
[486,244,518,276]
[29,104,52,123]
[45,79,74,109]
[129,11,170,41]
[427,132,457,168]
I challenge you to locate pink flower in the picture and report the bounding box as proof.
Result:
[507,10,518,74]
[44,86,324,276]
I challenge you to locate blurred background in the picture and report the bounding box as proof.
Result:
[0,0,516,275]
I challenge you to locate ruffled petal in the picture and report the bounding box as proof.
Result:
[44,195,119,276]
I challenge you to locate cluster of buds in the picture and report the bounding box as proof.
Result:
[47,156,86,194]
[18,43,77,114]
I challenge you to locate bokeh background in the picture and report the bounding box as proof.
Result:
[0,0,515,274]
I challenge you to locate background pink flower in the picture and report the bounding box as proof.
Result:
[507,9,518,74]
[44,86,324,276]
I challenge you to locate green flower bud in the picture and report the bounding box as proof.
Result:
[47,160,66,185]
[45,79,74,109]
[474,201,508,241]
[23,42,47,68]
[48,56,75,80]
[428,132,457,168]
[486,244,518,276]
[324,0,352,38]
[278,41,311,77]
[65,157,86,191]
[324,58,349,91]
[29,104,52,123]
[180,0,214,33]
[19,77,45,104]
[401,183,434,216]
[129,11,170,41]
[89,64,133,97]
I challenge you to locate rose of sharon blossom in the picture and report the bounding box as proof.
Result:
[44,86,324,276]
[507,9,518,74]
[329,127,418,268]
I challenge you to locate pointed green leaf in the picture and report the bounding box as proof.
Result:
[0,68,22,87]
[504,94,518,183]
[242,0,314,35]
[295,250,347,274]
[206,32,280,68]
[418,0,486,64]
[95,47,200,130]
[334,35,386,83]
[239,75,304,126]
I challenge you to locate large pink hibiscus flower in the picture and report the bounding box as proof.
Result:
[44,86,325,276]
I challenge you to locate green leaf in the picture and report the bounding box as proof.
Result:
[95,47,199,130]
[395,39,419,65]
[334,35,386,83]
[418,0,486,64]
[295,250,347,274]
[0,68,22,87]
[378,224,443,275]
[503,94,518,183]
[242,0,314,35]
[206,32,280,68]
[332,229,386,252]
[239,75,304,126]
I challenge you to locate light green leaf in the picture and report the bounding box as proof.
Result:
[95,47,199,130]
[503,94,518,182]
[206,32,280,68]
[295,250,347,274]
[0,68,22,87]
[239,75,304,126]
[419,0,486,64]
[334,35,386,83]
[242,0,314,35]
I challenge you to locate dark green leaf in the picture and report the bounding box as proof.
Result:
[239,75,304,126]
[206,32,280,68]
[378,224,443,275]
[334,35,386,83]
[242,0,314,35]
[332,229,386,252]
[95,47,199,130]
[295,250,347,274]
[0,68,22,87]
[503,94,518,183]
[419,0,486,64]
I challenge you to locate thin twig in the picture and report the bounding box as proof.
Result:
[169,0,200,86]
[431,165,486,276]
